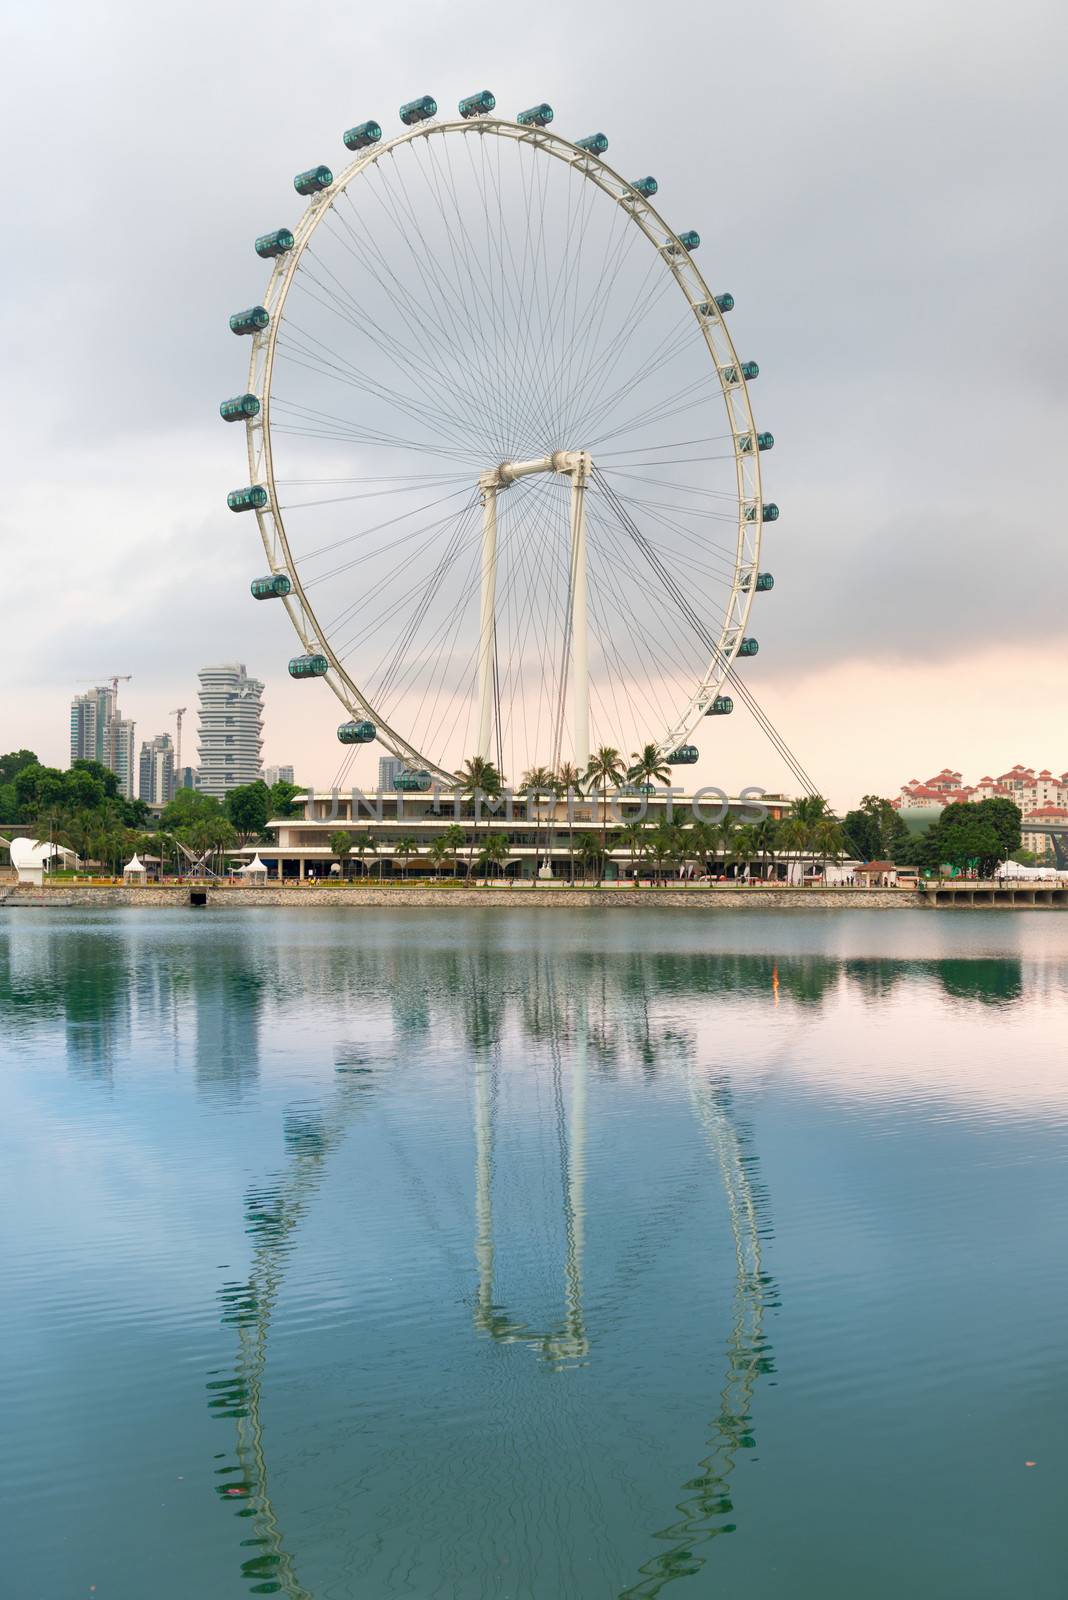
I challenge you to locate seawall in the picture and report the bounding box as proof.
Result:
[4,883,1064,910]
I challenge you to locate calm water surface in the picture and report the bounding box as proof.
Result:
[2,908,1066,1599]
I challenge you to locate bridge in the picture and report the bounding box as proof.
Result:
[1021,820,1068,869]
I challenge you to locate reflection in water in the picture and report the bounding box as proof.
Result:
[197,944,779,1598]
[3,911,1065,1599]
[621,1080,777,1597]
[209,1071,377,1597]
[473,970,588,1363]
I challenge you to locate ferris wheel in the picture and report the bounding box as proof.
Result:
[222,91,777,786]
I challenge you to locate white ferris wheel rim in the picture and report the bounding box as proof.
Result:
[242,114,765,784]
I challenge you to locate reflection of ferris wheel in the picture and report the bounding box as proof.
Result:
[223,90,778,784]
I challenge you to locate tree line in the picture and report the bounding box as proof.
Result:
[0,751,303,875]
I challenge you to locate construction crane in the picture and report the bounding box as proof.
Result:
[170,708,187,778]
[80,674,132,693]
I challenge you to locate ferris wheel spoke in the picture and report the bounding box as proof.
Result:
[302,242,504,453]
[423,136,530,452]
[369,504,484,711]
[282,295,499,458]
[358,166,511,454]
[586,507,707,696]
[332,194,505,448]
[328,504,482,654]
[555,249,685,443]
[554,204,658,446]
[367,157,515,453]
[276,330,488,458]
[466,132,555,451]
[571,312,710,447]
[270,396,476,463]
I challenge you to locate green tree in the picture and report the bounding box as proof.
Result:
[684,820,718,878]
[161,788,222,829]
[648,821,683,884]
[349,831,379,878]
[269,779,306,818]
[626,743,671,789]
[329,830,353,878]
[937,809,1002,877]
[975,797,1021,861]
[520,765,558,886]
[478,832,509,881]
[584,746,625,884]
[455,755,503,877]
[393,834,421,875]
[0,749,39,785]
[556,762,583,884]
[574,831,602,884]
[751,814,780,881]
[225,780,272,844]
[619,820,649,882]
[841,808,881,862]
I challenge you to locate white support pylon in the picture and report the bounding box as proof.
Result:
[569,465,590,773]
[478,451,592,772]
[476,479,499,762]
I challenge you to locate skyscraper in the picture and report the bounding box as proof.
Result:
[138,733,175,806]
[69,684,135,796]
[196,663,264,798]
[110,718,137,801]
[70,684,117,766]
[378,756,403,791]
[264,764,295,787]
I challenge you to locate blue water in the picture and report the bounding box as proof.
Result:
[2,908,1066,1598]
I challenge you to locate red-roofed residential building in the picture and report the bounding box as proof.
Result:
[895,764,1068,815]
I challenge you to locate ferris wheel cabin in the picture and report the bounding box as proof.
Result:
[458,91,496,118]
[706,697,734,716]
[343,120,382,150]
[337,720,377,744]
[254,228,294,259]
[289,654,329,679]
[227,485,268,513]
[250,574,291,601]
[219,393,260,423]
[294,165,333,195]
[399,96,437,125]
[229,306,269,336]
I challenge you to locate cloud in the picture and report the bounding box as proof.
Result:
[2,0,1065,799]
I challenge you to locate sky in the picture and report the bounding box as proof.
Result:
[2,0,1065,809]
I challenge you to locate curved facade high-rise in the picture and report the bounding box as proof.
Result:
[196,663,264,798]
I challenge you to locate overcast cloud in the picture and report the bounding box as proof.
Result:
[2,0,1065,805]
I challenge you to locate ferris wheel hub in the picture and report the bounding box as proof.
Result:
[479,450,592,493]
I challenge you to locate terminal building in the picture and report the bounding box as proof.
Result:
[238,785,791,881]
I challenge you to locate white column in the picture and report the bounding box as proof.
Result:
[570,471,590,772]
[477,484,498,761]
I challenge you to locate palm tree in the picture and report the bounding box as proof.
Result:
[626,742,671,789]
[329,830,352,879]
[393,834,421,876]
[812,816,846,882]
[574,831,602,884]
[685,820,718,880]
[478,832,509,882]
[584,746,625,883]
[348,831,378,878]
[455,754,503,878]
[520,765,557,885]
[556,762,583,885]
[730,823,758,881]
[750,814,780,881]
[619,821,648,883]
[648,822,683,885]
[716,810,739,878]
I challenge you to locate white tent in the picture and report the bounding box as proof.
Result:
[995,859,1068,882]
[10,837,78,886]
[236,853,268,882]
[122,854,147,884]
